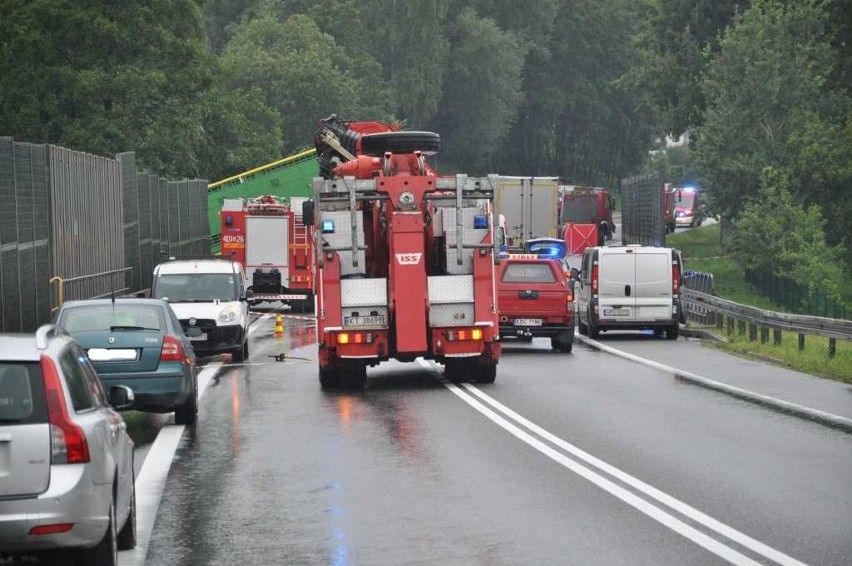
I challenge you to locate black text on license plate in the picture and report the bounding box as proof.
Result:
[604,308,630,316]
[513,318,542,326]
[344,315,386,327]
[188,333,208,341]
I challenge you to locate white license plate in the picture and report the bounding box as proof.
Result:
[88,348,137,361]
[603,308,630,316]
[344,315,386,327]
[513,318,542,326]
[188,333,208,341]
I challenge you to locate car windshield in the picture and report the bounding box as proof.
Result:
[502,262,557,283]
[58,305,165,332]
[154,273,238,302]
[560,195,597,223]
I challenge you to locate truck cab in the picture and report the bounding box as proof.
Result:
[673,187,704,228]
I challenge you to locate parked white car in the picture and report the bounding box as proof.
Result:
[0,325,136,564]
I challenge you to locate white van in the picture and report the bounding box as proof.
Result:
[576,245,683,339]
[151,257,252,361]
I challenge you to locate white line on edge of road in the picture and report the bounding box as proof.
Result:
[119,312,275,565]
[574,333,852,432]
[416,358,806,566]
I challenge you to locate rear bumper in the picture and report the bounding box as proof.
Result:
[99,372,191,412]
[499,322,574,338]
[0,465,110,553]
[593,318,677,330]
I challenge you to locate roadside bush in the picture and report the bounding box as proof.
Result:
[727,167,845,301]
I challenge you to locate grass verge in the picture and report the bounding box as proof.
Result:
[669,224,852,382]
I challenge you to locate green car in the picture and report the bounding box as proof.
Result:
[55,298,199,425]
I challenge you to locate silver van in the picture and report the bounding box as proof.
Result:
[576,245,683,339]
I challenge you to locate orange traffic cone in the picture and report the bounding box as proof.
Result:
[274,314,284,336]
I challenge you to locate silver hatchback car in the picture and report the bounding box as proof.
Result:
[0,325,136,564]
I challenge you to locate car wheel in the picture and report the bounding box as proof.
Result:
[476,363,497,384]
[551,331,574,353]
[588,320,600,339]
[665,324,679,340]
[578,318,588,336]
[117,473,137,550]
[174,378,198,426]
[81,496,117,566]
[232,340,247,363]
[361,131,441,156]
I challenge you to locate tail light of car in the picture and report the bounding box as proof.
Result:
[672,263,680,294]
[40,355,90,465]
[566,288,574,310]
[30,523,74,535]
[591,263,599,294]
[161,335,184,361]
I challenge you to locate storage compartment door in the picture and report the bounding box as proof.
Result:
[246,216,289,269]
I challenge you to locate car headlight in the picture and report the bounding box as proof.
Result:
[218,307,238,323]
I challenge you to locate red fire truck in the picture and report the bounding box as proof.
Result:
[557,185,616,246]
[304,116,501,389]
[220,195,314,312]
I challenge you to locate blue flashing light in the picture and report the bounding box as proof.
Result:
[473,215,488,229]
[322,219,336,234]
[681,186,697,192]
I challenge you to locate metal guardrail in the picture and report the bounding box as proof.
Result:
[682,288,852,357]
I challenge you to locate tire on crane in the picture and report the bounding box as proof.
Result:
[360,132,441,156]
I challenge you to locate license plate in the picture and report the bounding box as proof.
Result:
[513,318,542,326]
[88,348,137,361]
[344,315,386,327]
[603,308,630,316]
[188,333,208,341]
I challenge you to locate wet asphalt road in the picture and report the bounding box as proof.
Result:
[138,316,852,566]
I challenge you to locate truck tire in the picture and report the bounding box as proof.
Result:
[344,363,367,389]
[476,364,497,384]
[319,366,341,389]
[361,132,441,156]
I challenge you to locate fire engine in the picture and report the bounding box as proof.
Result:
[304,115,501,389]
[220,195,314,312]
[557,185,616,246]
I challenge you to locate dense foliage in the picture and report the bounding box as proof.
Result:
[0,0,848,292]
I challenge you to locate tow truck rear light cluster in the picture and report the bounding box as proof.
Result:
[290,275,310,283]
[446,328,483,341]
[337,332,374,345]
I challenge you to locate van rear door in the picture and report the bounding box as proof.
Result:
[598,249,636,321]
[634,249,673,320]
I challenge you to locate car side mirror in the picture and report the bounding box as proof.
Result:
[302,199,315,226]
[108,385,135,411]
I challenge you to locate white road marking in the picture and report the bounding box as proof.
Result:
[416,359,806,566]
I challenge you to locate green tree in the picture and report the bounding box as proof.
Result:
[632,0,747,138]
[728,168,845,299]
[219,12,360,152]
[696,1,849,233]
[428,8,525,171]
[0,0,214,177]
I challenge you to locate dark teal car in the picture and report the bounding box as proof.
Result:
[55,298,198,425]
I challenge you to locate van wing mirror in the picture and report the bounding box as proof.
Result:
[302,199,315,226]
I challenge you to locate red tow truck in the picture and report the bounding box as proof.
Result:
[220,195,314,312]
[304,116,501,388]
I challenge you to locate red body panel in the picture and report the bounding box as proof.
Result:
[563,223,598,255]
[388,212,428,354]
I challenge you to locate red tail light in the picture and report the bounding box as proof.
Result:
[591,263,599,294]
[161,335,184,361]
[30,523,74,535]
[672,263,680,294]
[40,356,90,465]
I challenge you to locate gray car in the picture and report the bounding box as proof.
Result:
[0,325,136,564]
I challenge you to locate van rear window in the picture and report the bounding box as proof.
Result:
[502,262,557,283]
[0,363,47,424]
